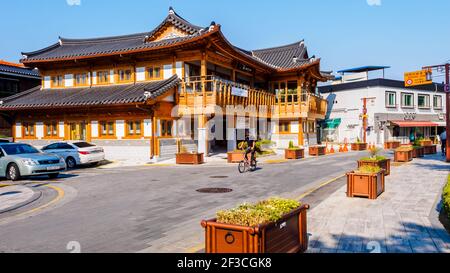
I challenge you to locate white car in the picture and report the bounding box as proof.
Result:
[42,142,105,168]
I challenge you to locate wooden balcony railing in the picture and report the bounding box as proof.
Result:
[178,76,327,118]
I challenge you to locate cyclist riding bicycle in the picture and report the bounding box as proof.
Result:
[244,135,256,163]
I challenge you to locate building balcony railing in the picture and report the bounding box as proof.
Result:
[178,76,327,118]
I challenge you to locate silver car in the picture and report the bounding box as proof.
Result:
[0,143,66,181]
[42,141,105,169]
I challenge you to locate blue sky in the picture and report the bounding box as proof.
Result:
[1,0,450,80]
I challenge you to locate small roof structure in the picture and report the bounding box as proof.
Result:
[0,59,40,79]
[337,66,390,74]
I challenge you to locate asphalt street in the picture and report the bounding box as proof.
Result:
[0,151,369,253]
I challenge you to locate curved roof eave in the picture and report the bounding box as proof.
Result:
[21,28,219,64]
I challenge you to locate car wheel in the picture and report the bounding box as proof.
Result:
[6,163,21,181]
[48,173,59,179]
[66,157,76,169]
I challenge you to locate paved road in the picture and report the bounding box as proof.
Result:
[0,152,367,253]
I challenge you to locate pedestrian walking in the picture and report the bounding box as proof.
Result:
[440,131,447,156]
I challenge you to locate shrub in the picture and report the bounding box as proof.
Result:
[355,165,382,174]
[360,156,387,162]
[179,145,188,154]
[216,198,301,227]
[443,175,450,221]
[288,141,294,149]
[368,146,382,158]
[237,141,248,151]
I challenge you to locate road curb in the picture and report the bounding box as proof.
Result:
[0,190,43,215]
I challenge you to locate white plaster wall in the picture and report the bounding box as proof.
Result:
[65,74,74,87]
[175,62,182,78]
[15,123,22,138]
[143,119,152,137]
[136,67,146,82]
[116,120,125,139]
[110,70,115,84]
[92,72,97,85]
[43,76,51,89]
[290,121,299,133]
[91,121,99,138]
[36,122,44,139]
[163,64,173,79]
[58,122,65,138]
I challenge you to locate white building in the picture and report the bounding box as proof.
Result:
[318,68,447,145]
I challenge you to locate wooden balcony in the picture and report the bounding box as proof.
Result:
[177,76,327,119]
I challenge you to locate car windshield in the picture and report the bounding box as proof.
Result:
[73,142,95,148]
[1,144,40,155]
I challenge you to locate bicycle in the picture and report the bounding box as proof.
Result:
[238,155,257,173]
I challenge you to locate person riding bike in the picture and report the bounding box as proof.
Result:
[244,135,256,163]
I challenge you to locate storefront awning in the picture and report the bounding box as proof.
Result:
[391,121,439,127]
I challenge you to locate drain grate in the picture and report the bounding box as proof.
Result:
[209,176,229,179]
[196,188,233,194]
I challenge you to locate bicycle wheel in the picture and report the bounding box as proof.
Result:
[238,161,247,173]
[250,159,257,172]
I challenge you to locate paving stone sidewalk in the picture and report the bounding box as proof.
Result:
[0,185,36,213]
[307,154,450,253]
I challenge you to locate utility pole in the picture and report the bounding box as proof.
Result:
[423,63,450,162]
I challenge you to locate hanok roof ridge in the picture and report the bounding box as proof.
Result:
[251,40,305,54]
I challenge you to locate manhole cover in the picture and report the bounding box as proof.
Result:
[209,176,229,179]
[196,188,233,193]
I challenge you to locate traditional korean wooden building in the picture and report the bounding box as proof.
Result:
[0,7,328,161]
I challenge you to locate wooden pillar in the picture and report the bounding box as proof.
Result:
[201,52,207,107]
[151,115,157,158]
[298,118,304,147]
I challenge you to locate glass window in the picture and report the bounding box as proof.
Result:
[42,143,59,150]
[127,121,142,136]
[58,143,75,149]
[160,120,173,137]
[51,75,64,88]
[23,122,35,137]
[146,66,162,80]
[75,73,89,86]
[45,122,58,137]
[97,71,110,84]
[401,93,414,108]
[99,121,115,137]
[118,69,132,82]
[385,91,396,107]
[279,121,290,133]
[73,142,95,148]
[434,95,443,109]
[1,144,40,155]
[418,94,430,109]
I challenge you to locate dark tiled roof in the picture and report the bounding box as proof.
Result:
[251,41,311,69]
[22,8,207,62]
[0,75,180,110]
[0,64,40,78]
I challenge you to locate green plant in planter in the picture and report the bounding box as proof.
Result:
[287,140,301,151]
[354,165,382,174]
[355,137,361,144]
[179,145,188,154]
[360,145,385,161]
[443,175,450,221]
[216,198,301,227]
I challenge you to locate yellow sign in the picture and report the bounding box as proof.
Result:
[404,70,432,87]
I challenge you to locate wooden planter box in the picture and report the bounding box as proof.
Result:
[176,153,204,165]
[394,150,413,162]
[423,145,437,155]
[285,149,305,160]
[351,143,368,151]
[419,140,433,147]
[201,204,309,253]
[358,158,391,176]
[227,151,245,163]
[309,146,326,156]
[384,141,401,150]
[347,171,385,200]
[412,147,425,158]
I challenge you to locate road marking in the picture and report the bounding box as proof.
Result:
[144,164,175,167]
[264,159,288,164]
[294,174,346,201]
[12,184,65,218]
[0,184,10,188]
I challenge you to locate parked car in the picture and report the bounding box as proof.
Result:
[0,143,66,181]
[42,142,105,169]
